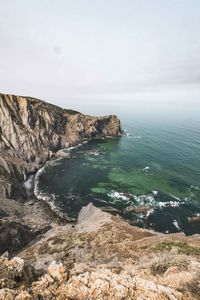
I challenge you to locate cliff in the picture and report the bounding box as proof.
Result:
[0,93,199,299]
[0,93,122,199]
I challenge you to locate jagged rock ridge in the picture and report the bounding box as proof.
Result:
[0,204,200,299]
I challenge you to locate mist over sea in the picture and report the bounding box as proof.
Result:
[36,97,200,235]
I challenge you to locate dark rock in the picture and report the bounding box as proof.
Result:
[0,221,35,255]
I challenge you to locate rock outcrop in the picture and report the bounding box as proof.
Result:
[0,204,200,299]
[0,93,122,199]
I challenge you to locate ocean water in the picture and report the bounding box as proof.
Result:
[35,112,200,235]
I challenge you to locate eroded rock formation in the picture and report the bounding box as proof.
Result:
[0,93,122,199]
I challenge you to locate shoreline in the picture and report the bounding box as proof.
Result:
[26,137,199,238]
[23,137,119,226]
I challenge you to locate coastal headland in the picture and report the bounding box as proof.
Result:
[0,93,199,299]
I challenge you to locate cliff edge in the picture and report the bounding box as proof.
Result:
[0,204,200,299]
[0,93,122,199]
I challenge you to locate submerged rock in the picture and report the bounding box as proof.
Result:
[125,205,153,214]
[188,215,200,223]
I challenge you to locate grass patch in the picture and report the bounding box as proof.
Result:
[152,241,200,256]
[150,255,189,276]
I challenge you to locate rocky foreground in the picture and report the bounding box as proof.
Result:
[0,204,200,299]
[0,93,200,299]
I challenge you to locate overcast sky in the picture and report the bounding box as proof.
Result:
[0,0,200,115]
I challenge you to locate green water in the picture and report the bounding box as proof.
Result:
[36,117,200,235]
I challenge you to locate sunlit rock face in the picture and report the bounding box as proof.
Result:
[0,93,122,198]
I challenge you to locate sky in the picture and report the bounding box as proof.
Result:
[0,0,200,116]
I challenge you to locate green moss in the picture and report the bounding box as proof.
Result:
[152,241,200,256]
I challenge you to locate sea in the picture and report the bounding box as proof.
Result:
[34,101,200,235]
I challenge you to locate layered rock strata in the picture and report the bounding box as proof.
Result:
[0,93,122,199]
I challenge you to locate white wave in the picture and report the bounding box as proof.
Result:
[108,190,158,207]
[158,201,180,208]
[143,195,155,204]
[33,163,76,220]
[34,165,46,188]
[133,194,156,206]
[143,166,150,172]
[152,190,158,196]
[184,196,190,202]
[190,185,199,191]
[108,191,130,201]
[171,195,181,201]
[66,141,88,152]
[146,208,155,217]
[172,220,181,230]
[34,186,67,219]
[33,165,49,203]
[107,189,186,214]
[123,130,130,136]
[137,213,144,219]
[24,175,34,190]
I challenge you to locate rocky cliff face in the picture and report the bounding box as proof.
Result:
[0,93,122,199]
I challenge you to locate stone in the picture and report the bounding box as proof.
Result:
[48,261,68,282]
